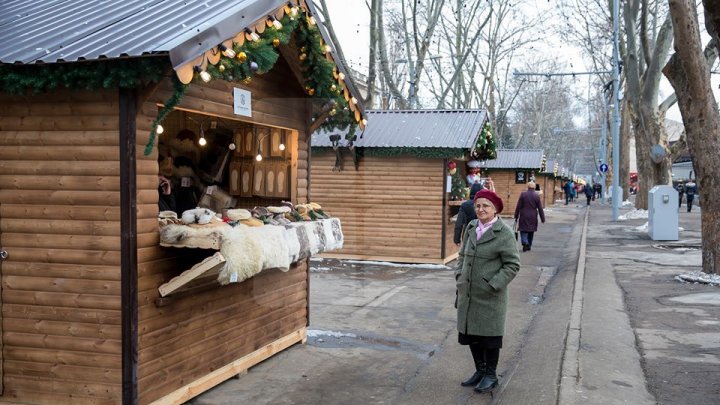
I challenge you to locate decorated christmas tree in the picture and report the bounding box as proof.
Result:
[450,171,466,201]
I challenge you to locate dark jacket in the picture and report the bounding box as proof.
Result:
[514,189,545,232]
[453,183,485,244]
[584,185,593,197]
[455,218,521,336]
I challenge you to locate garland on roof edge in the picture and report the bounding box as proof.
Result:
[0,8,358,155]
[314,146,466,159]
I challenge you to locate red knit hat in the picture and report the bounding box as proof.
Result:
[474,189,504,214]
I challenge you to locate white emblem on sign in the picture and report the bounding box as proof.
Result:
[233,87,252,117]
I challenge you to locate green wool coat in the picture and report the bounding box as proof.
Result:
[455,218,521,337]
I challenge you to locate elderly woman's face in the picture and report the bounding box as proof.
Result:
[474,197,497,223]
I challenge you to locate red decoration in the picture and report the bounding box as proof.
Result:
[448,161,457,170]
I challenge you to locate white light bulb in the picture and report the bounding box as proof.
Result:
[255,154,263,162]
[199,70,211,83]
[361,118,368,126]
[325,45,332,53]
[338,72,345,80]
[290,7,298,17]
[273,20,283,29]
[250,32,260,41]
[229,143,236,150]
[223,48,236,58]
[308,16,316,25]
[199,137,207,146]
[279,143,286,151]
[351,97,357,105]
[156,124,164,134]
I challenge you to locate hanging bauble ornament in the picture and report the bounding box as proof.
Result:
[329,108,337,116]
[242,77,253,85]
[449,168,457,175]
[330,84,337,92]
[299,53,307,61]
[300,46,307,53]
[307,88,315,96]
[218,64,226,72]
[237,51,248,63]
[250,61,259,72]
[272,38,281,47]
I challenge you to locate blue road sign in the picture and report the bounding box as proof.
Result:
[599,163,609,173]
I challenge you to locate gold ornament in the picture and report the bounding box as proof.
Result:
[242,77,253,85]
[329,108,337,116]
[330,84,337,92]
[307,88,315,96]
[299,53,307,61]
[273,38,280,47]
[300,46,307,53]
[218,64,226,72]
[237,51,248,63]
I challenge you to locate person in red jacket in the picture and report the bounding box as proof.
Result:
[513,182,546,252]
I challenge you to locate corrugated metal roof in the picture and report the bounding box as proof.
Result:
[476,149,544,169]
[312,109,487,148]
[0,0,279,64]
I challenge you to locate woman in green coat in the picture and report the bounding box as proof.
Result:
[455,189,521,393]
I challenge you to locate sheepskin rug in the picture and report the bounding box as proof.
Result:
[160,218,343,285]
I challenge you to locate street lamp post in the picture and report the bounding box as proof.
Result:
[611,0,621,220]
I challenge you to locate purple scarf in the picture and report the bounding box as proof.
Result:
[476,217,498,241]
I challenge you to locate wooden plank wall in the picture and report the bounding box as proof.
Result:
[0,89,123,404]
[136,58,310,403]
[310,152,445,263]
[487,170,535,217]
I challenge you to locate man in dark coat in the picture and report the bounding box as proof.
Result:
[454,183,485,245]
[513,182,545,252]
[676,182,684,209]
[583,182,593,206]
[684,180,697,212]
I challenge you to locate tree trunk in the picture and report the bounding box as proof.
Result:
[620,98,631,199]
[664,0,720,275]
[632,103,672,209]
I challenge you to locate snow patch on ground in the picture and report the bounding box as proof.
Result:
[675,271,720,286]
[310,266,333,273]
[344,260,450,269]
[619,209,648,220]
[310,257,324,262]
[622,200,634,207]
[631,222,649,232]
[306,329,357,339]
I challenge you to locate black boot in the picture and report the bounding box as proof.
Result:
[474,367,498,393]
[461,362,486,386]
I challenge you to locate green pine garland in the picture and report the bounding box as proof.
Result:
[450,171,466,200]
[0,57,170,94]
[1,8,360,155]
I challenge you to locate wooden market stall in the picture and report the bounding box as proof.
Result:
[310,109,495,264]
[0,1,364,404]
[474,149,546,216]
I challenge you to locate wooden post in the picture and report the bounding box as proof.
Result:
[441,159,448,260]
[119,87,139,405]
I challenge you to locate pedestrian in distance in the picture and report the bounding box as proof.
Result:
[455,189,520,394]
[584,182,593,206]
[676,182,684,209]
[454,183,485,246]
[563,179,573,205]
[593,182,602,199]
[514,182,546,252]
[684,179,697,212]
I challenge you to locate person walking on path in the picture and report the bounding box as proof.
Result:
[676,182,685,209]
[514,182,546,252]
[455,189,520,394]
[584,182,594,206]
[454,183,485,246]
[684,179,697,212]
[563,180,573,205]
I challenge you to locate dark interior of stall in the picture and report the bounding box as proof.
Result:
[156,110,294,217]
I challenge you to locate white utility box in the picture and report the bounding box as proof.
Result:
[648,185,678,240]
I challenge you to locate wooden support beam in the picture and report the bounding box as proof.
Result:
[157,252,226,298]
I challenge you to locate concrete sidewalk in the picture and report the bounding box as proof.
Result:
[188,200,719,404]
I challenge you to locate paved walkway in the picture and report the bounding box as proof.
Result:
[189,200,720,404]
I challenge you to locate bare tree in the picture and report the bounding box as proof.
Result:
[663,0,720,274]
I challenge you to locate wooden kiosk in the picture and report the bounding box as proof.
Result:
[539,159,560,207]
[310,109,494,264]
[0,1,364,404]
[474,149,546,216]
